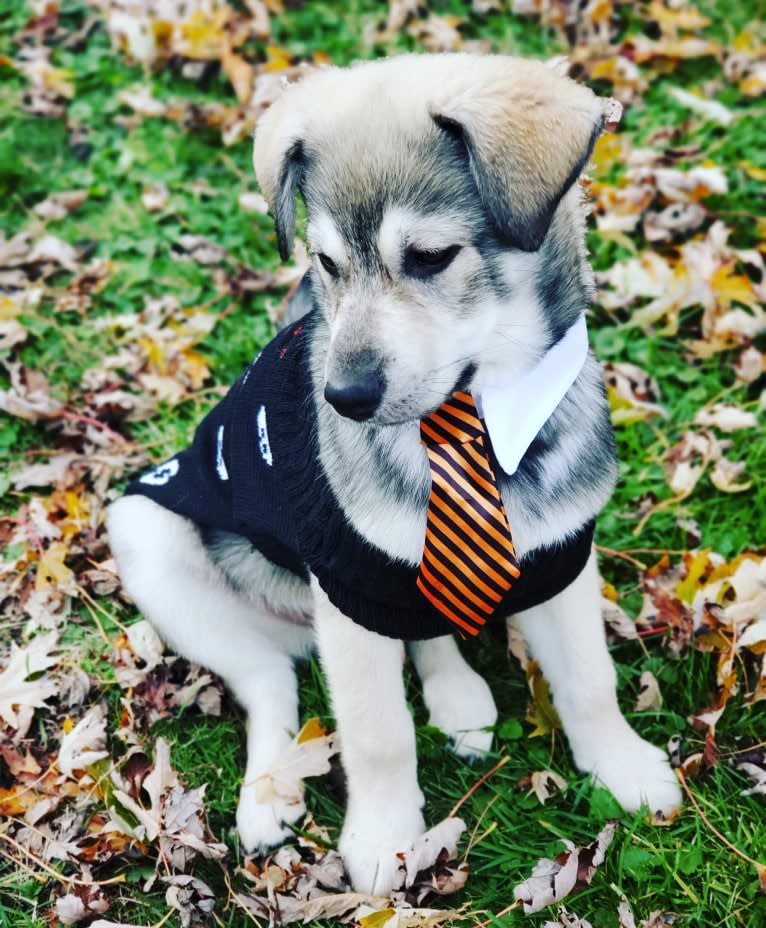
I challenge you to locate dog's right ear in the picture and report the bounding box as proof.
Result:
[253,96,306,261]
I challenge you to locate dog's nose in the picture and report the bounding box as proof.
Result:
[324,371,385,420]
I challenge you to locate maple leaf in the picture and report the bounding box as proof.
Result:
[0,632,60,734]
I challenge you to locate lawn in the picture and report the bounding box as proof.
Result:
[0,1,764,926]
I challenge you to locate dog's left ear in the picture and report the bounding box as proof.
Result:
[429,60,610,252]
[253,88,307,260]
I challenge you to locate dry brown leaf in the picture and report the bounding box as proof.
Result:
[529,769,568,804]
[694,404,758,432]
[0,632,60,734]
[396,816,466,889]
[254,717,339,805]
[633,671,663,712]
[513,822,617,914]
[33,190,88,221]
[58,705,109,778]
[602,595,639,642]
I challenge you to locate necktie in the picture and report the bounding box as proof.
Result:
[417,391,521,636]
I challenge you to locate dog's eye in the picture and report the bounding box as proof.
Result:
[404,245,462,278]
[317,253,339,277]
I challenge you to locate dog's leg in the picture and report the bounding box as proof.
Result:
[515,548,681,815]
[107,496,312,852]
[312,581,425,894]
[409,637,496,759]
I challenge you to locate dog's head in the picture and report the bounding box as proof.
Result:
[254,55,611,424]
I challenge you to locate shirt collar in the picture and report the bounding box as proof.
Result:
[476,313,589,476]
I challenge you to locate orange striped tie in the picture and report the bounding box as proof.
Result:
[417,391,521,636]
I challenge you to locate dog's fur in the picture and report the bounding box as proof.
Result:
[107,54,681,894]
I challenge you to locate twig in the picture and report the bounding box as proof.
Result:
[676,768,766,880]
[473,899,523,926]
[595,544,647,570]
[721,740,766,757]
[78,584,129,639]
[449,755,510,818]
[637,625,669,637]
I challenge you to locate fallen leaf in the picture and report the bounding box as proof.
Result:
[513,822,617,914]
[694,404,758,431]
[0,632,60,734]
[634,671,663,711]
[58,705,109,778]
[668,87,734,125]
[254,718,339,805]
[529,769,568,804]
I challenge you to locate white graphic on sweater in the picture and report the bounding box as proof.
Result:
[139,458,179,486]
[256,404,273,467]
[215,424,229,480]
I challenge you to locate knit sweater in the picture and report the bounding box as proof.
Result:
[126,311,594,640]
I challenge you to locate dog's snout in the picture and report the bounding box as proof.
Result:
[324,370,385,421]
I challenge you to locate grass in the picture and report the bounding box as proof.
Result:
[1,0,765,926]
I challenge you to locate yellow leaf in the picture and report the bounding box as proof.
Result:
[264,44,293,72]
[676,549,711,603]
[526,662,561,737]
[296,716,327,743]
[359,910,396,928]
[740,73,766,97]
[739,161,766,183]
[180,8,230,60]
[36,542,75,593]
[0,296,22,320]
[590,133,624,175]
[711,263,758,310]
[138,336,166,373]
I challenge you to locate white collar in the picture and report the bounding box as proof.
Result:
[476,314,589,476]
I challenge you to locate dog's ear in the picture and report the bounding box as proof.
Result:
[253,94,306,260]
[429,60,609,252]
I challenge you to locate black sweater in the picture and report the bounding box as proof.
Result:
[126,312,594,640]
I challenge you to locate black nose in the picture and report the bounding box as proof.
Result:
[324,371,385,420]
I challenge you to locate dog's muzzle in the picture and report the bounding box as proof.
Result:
[324,370,385,421]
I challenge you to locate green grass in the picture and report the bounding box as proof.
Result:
[1,0,765,926]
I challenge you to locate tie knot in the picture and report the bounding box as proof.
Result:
[420,391,485,446]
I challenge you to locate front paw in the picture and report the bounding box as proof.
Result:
[576,730,682,816]
[340,804,426,894]
[422,669,497,761]
[236,786,306,854]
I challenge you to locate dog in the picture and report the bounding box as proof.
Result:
[107,54,681,894]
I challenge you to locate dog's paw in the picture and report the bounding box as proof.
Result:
[422,668,497,761]
[236,788,306,854]
[581,732,681,817]
[340,805,426,895]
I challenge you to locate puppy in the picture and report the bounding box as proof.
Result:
[107,54,681,894]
